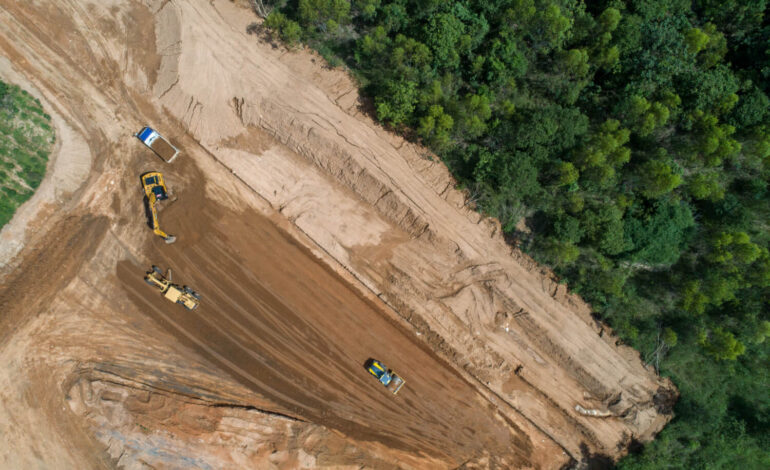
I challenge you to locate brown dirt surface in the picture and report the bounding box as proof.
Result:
[0,1,675,469]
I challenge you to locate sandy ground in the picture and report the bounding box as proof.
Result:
[0,56,91,271]
[0,1,675,469]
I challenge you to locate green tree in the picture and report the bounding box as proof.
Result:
[685,27,710,54]
[533,4,573,52]
[375,79,417,126]
[624,201,694,265]
[752,320,770,344]
[593,44,620,69]
[580,203,629,256]
[689,110,741,166]
[698,23,728,69]
[264,12,303,45]
[637,160,682,198]
[552,211,584,243]
[742,125,770,165]
[551,161,579,186]
[730,86,770,128]
[569,121,626,188]
[297,0,351,31]
[557,48,590,77]
[621,96,671,137]
[687,171,725,201]
[457,93,492,138]
[541,237,580,264]
[597,7,621,33]
[423,12,465,70]
[681,280,709,315]
[356,26,389,60]
[709,231,761,267]
[699,327,746,360]
[418,105,454,149]
[353,0,380,20]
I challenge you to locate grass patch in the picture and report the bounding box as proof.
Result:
[0,79,55,228]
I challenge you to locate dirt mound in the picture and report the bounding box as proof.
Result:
[0,0,673,468]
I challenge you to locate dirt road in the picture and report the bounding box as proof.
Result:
[0,0,673,468]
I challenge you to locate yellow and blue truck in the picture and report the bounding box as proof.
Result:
[135,126,180,163]
[365,358,406,394]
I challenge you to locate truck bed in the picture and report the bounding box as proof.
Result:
[149,136,179,163]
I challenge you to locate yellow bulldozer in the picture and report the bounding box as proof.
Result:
[144,265,200,310]
[141,171,176,243]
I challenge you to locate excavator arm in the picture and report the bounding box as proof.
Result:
[147,193,176,244]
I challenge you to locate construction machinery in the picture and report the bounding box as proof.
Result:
[134,126,180,163]
[141,171,176,244]
[144,266,200,310]
[365,358,406,395]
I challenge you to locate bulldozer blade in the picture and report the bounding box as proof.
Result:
[389,375,405,395]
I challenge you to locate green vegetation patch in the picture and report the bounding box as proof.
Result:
[261,1,770,468]
[0,80,55,227]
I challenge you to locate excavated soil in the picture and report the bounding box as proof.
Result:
[0,1,675,469]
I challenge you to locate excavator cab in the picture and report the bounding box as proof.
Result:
[141,171,176,244]
[142,173,169,200]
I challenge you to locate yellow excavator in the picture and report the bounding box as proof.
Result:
[141,171,176,243]
[144,265,200,310]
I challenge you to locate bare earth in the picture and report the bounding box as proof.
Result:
[0,1,675,469]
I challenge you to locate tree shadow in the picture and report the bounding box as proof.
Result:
[577,443,614,470]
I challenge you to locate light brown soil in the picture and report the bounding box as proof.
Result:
[0,1,675,469]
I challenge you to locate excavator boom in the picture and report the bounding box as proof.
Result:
[148,193,176,243]
[141,172,176,244]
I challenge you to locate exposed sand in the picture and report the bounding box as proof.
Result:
[0,56,91,271]
[0,1,675,468]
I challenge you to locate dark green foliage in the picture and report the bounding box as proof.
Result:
[729,86,770,128]
[624,201,694,265]
[264,1,770,467]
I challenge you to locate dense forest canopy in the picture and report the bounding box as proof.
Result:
[261,0,770,467]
